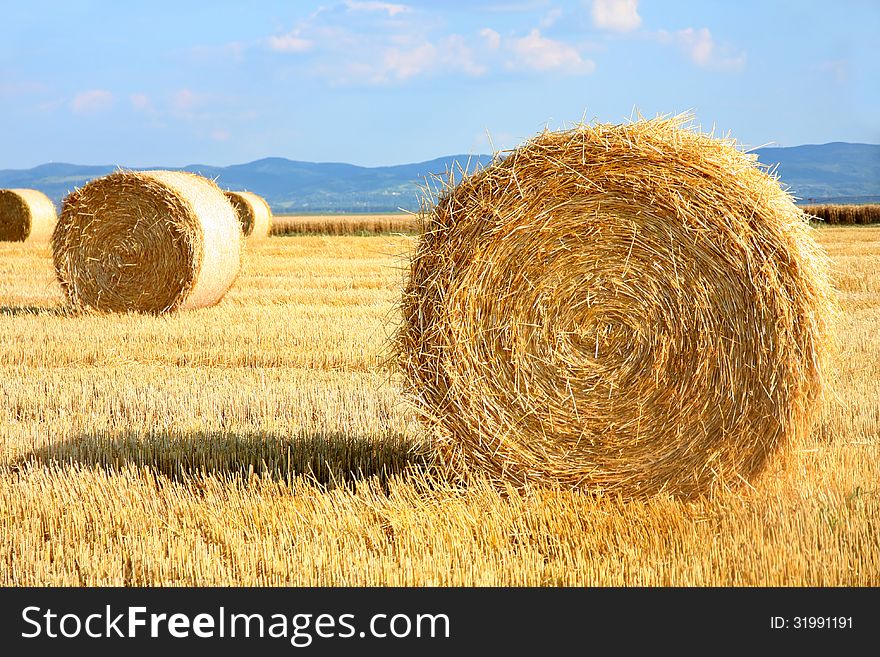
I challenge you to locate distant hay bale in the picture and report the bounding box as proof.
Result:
[224,190,272,238]
[0,188,57,242]
[53,170,241,313]
[399,115,834,498]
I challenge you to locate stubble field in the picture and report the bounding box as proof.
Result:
[0,221,878,585]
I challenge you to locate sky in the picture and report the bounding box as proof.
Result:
[1,0,878,169]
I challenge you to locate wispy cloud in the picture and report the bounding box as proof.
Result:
[539,7,563,28]
[264,2,603,84]
[591,0,641,32]
[266,3,486,84]
[70,89,115,115]
[382,42,438,80]
[172,88,198,114]
[657,27,746,72]
[507,29,595,74]
[160,88,259,126]
[267,32,314,53]
[480,27,501,50]
[129,93,152,111]
[343,0,411,16]
[265,4,363,55]
[347,34,486,84]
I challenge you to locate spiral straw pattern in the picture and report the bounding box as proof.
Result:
[53,170,241,313]
[224,190,273,239]
[399,116,834,497]
[0,188,57,242]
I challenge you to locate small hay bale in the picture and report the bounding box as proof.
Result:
[53,170,241,313]
[0,188,57,242]
[399,115,834,498]
[224,190,272,239]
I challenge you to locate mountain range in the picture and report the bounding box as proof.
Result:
[1,143,877,213]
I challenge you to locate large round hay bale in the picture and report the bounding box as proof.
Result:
[53,170,241,313]
[399,116,834,498]
[0,188,57,242]
[224,190,272,239]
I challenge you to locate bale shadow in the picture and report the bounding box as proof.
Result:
[14,429,432,489]
[0,305,71,317]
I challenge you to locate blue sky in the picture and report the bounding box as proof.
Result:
[1,0,878,168]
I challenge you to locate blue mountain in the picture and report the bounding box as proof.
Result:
[1,143,877,212]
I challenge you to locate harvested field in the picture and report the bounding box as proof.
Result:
[0,226,877,585]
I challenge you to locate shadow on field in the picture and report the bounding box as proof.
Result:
[0,305,70,317]
[16,429,431,488]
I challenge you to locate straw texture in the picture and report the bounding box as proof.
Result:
[53,170,241,313]
[224,190,272,238]
[0,188,57,242]
[399,116,834,498]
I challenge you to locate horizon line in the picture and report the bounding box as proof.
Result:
[2,140,878,172]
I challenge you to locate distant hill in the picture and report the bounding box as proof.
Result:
[1,143,877,213]
[754,142,880,204]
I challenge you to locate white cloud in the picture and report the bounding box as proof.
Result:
[129,93,151,110]
[383,42,437,80]
[540,7,563,28]
[266,5,494,85]
[591,0,641,32]
[373,34,486,83]
[211,128,231,141]
[171,88,199,115]
[344,1,410,16]
[268,1,404,55]
[675,27,713,66]
[507,28,595,74]
[480,27,501,50]
[265,4,605,85]
[658,27,746,72]
[267,32,313,53]
[439,35,487,76]
[70,89,115,114]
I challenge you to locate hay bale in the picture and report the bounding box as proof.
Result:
[224,190,272,238]
[0,188,57,242]
[52,170,241,313]
[399,115,834,498]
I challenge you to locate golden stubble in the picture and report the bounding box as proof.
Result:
[0,226,877,585]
